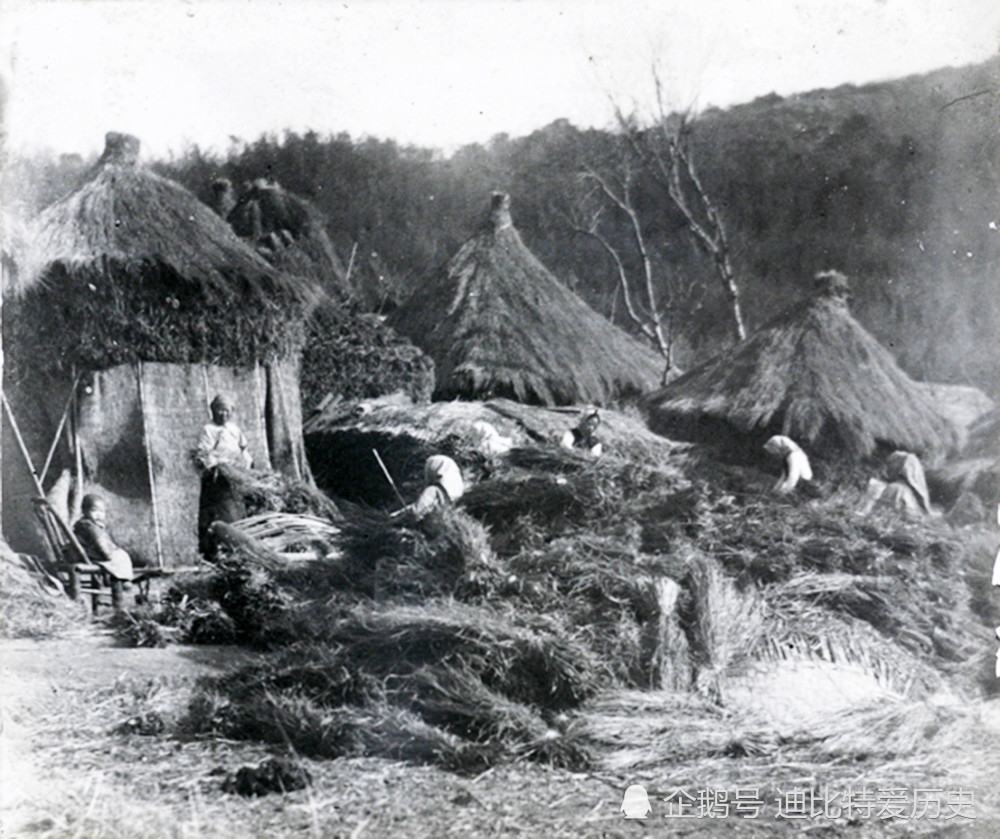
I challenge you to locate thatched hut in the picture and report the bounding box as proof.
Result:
[227,179,351,300]
[388,193,663,406]
[643,271,958,463]
[3,132,314,568]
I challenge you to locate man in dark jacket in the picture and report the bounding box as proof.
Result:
[73,494,142,609]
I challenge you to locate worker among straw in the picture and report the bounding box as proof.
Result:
[560,408,603,458]
[470,420,513,458]
[73,494,144,609]
[196,394,254,554]
[407,455,465,518]
[860,450,932,518]
[763,435,813,494]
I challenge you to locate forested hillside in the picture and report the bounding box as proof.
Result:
[7,58,997,396]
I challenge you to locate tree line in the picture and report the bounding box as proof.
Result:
[6,57,998,396]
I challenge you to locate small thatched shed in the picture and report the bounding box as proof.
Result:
[3,132,314,568]
[222,179,435,413]
[388,193,663,407]
[643,271,958,462]
[227,179,351,300]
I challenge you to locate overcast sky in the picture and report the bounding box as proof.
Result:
[1,0,997,160]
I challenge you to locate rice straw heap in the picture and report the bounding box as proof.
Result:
[388,192,663,406]
[227,179,351,300]
[643,270,958,460]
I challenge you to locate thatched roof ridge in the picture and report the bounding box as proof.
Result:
[643,273,958,460]
[387,193,663,407]
[13,133,291,299]
[963,407,1000,459]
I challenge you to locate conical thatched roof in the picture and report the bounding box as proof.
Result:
[227,180,350,299]
[643,271,958,460]
[5,133,307,377]
[387,193,663,406]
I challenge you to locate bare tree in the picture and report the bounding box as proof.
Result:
[616,81,747,342]
[560,139,703,383]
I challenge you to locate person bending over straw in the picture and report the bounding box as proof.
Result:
[405,455,465,518]
[859,450,931,518]
[196,394,254,554]
[763,435,813,494]
[560,408,603,458]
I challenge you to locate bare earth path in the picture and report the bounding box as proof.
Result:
[0,631,993,839]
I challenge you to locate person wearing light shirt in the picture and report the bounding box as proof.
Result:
[196,394,253,554]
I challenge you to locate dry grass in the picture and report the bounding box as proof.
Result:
[182,599,603,770]
[0,556,89,640]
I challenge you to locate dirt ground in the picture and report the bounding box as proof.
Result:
[1,631,995,839]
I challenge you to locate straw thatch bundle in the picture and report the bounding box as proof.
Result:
[644,271,958,461]
[388,193,663,406]
[227,179,351,300]
[183,600,602,769]
[5,133,308,378]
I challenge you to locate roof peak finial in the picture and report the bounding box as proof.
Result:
[489,192,512,231]
[814,269,852,303]
[100,132,141,166]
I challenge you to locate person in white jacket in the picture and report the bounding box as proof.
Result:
[763,435,813,494]
[196,394,253,554]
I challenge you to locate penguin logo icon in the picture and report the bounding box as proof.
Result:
[620,784,652,819]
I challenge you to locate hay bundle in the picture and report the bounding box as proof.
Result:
[333,504,498,600]
[462,446,684,537]
[212,462,340,519]
[5,133,309,380]
[388,193,663,406]
[644,271,958,461]
[309,601,601,709]
[0,548,88,639]
[184,599,602,769]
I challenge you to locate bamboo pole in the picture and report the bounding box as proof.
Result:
[137,363,165,568]
[1,390,45,496]
[39,374,81,486]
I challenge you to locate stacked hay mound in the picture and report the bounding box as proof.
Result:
[180,392,990,781]
[0,538,88,639]
[388,192,663,406]
[644,270,959,471]
[224,179,434,412]
[303,395,682,505]
[3,132,313,568]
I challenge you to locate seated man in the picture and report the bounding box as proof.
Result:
[560,408,603,458]
[73,494,143,609]
[196,394,254,555]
